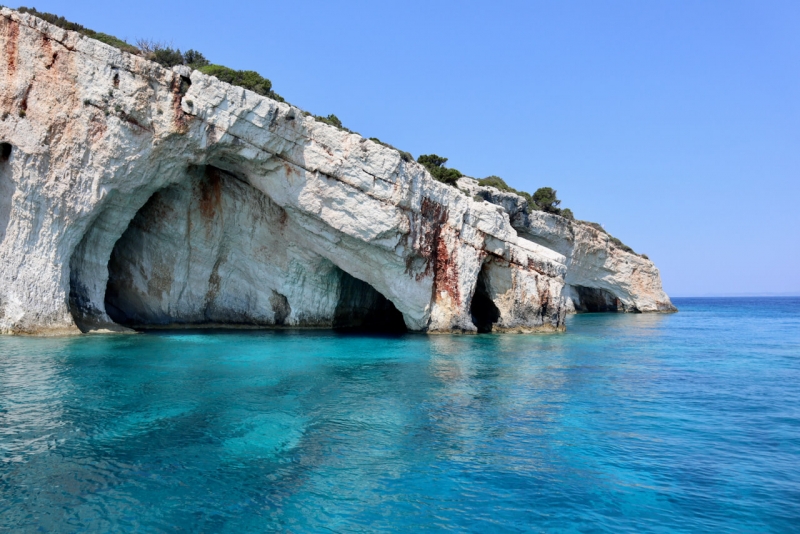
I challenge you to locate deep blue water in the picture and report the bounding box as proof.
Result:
[1,298,799,532]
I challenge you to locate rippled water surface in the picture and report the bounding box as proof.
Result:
[1,298,799,532]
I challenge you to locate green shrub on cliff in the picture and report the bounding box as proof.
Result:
[14,6,138,54]
[12,8,281,102]
[609,236,635,254]
[198,65,283,101]
[417,154,463,185]
[134,41,209,69]
[477,175,535,207]
[135,41,285,101]
[150,47,184,68]
[183,49,209,68]
[532,187,561,214]
[475,179,581,221]
[476,177,573,218]
[315,114,343,128]
[478,175,512,192]
[314,114,360,134]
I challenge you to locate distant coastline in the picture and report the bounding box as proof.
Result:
[672,293,800,299]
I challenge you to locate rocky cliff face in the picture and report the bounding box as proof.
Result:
[458,178,676,313]
[0,9,672,335]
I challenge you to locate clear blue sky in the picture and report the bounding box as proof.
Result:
[16,0,800,296]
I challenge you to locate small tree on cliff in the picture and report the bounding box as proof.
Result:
[183,49,209,68]
[532,187,561,214]
[417,154,463,186]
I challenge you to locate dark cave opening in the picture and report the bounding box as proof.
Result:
[333,271,407,333]
[102,165,232,329]
[470,267,500,333]
[572,285,620,313]
[102,187,166,329]
[0,142,11,162]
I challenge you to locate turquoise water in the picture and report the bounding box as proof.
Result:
[1,298,799,532]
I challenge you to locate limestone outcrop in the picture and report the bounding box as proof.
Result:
[458,178,676,313]
[0,9,672,336]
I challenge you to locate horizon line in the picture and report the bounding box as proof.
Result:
[671,293,800,298]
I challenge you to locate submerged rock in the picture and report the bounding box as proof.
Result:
[0,8,672,335]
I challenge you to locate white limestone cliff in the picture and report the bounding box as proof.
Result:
[458,178,676,313]
[0,9,672,336]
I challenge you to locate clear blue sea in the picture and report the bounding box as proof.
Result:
[1,297,799,532]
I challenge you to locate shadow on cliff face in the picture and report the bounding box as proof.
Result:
[333,271,407,333]
[470,265,501,333]
[0,142,14,246]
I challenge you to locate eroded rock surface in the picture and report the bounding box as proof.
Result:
[458,179,676,314]
[0,9,671,335]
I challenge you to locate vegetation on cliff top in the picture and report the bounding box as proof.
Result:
[135,41,284,102]
[417,155,463,186]
[9,7,284,101]
[13,6,138,53]
[474,175,574,219]
[197,65,283,101]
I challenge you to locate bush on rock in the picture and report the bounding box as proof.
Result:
[417,154,463,186]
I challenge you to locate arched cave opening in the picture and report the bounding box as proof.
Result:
[333,270,407,333]
[101,165,243,329]
[572,285,619,313]
[102,188,164,329]
[67,186,168,333]
[67,185,173,333]
[72,161,409,333]
[470,265,500,333]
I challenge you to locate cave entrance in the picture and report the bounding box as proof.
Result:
[572,285,619,313]
[102,187,163,329]
[333,271,407,333]
[71,162,411,333]
[470,265,500,333]
[101,166,233,329]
